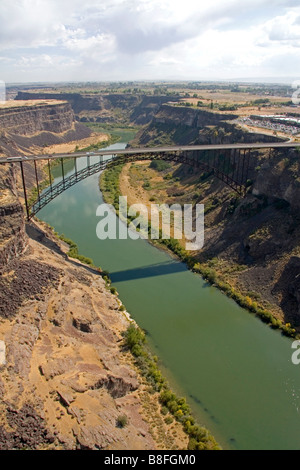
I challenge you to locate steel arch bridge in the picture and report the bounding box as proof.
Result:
[0,142,298,220]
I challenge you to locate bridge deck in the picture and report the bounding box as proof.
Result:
[0,141,299,163]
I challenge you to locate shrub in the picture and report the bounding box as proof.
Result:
[188,438,198,450]
[116,415,128,428]
[59,234,94,266]
[164,416,173,425]
[103,275,110,286]
[123,325,146,351]
[131,344,144,357]
[149,160,171,172]
[167,400,179,414]
[161,406,169,416]
[160,389,176,405]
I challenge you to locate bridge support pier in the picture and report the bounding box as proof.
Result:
[61,158,65,189]
[20,161,30,221]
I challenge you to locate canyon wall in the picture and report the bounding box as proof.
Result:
[0,101,93,157]
[0,102,75,136]
[131,104,285,147]
[15,91,180,125]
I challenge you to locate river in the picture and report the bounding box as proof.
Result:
[37,142,300,450]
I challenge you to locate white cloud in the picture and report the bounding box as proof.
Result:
[263,9,300,42]
[0,0,300,82]
[64,32,116,63]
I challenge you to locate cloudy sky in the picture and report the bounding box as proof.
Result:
[0,0,300,83]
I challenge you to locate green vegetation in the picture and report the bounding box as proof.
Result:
[143,180,151,189]
[116,414,128,428]
[27,177,51,210]
[123,325,220,450]
[83,122,139,142]
[192,261,296,338]
[80,134,120,153]
[149,160,172,172]
[100,163,123,210]
[226,196,240,215]
[253,98,270,105]
[58,233,94,266]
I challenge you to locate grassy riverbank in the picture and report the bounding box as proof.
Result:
[123,324,221,450]
[99,162,298,340]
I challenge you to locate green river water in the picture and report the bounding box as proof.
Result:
[37,143,300,450]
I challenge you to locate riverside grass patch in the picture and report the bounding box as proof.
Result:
[58,234,94,266]
[122,325,221,451]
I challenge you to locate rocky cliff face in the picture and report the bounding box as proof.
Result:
[0,101,93,157]
[0,102,75,136]
[15,91,105,114]
[15,91,180,125]
[131,104,285,147]
[0,165,27,268]
[253,149,300,208]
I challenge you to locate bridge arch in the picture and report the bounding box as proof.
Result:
[1,142,297,219]
[26,148,250,219]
